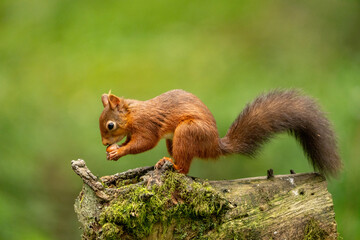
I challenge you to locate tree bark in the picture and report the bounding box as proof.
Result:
[72,159,338,240]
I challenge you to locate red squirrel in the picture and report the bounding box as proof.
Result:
[99,89,341,176]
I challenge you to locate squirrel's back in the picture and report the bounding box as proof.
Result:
[128,89,218,138]
[149,89,215,119]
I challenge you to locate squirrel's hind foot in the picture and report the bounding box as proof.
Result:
[155,157,182,173]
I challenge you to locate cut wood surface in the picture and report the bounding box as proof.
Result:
[72,159,338,240]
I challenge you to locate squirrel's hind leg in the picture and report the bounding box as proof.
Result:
[171,120,220,174]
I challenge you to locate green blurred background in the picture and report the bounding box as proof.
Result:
[0,0,359,239]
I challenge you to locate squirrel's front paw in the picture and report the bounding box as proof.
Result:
[106,144,121,161]
[107,150,121,161]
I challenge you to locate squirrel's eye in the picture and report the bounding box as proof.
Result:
[107,121,115,131]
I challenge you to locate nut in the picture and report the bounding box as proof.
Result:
[106,143,119,152]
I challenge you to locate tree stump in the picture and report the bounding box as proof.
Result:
[72,159,338,240]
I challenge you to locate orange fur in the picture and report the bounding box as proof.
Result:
[99,89,341,176]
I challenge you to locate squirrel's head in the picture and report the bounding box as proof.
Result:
[99,93,129,146]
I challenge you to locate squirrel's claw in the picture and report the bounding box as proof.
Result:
[107,150,120,161]
[106,144,121,161]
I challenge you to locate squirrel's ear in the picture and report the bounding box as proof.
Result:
[108,94,121,110]
[101,94,109,107]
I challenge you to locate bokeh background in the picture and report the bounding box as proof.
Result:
[0,0,359,239]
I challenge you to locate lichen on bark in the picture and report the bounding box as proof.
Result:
[107,171,232,239]
[72,159,338,240]
[73,160,230,239]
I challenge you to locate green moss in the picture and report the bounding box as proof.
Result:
[100,223,123,240]
[304,218,328,240]
[98,171,229,239]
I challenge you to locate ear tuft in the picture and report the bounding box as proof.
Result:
[108,94,121,110]
[101,94,109,107]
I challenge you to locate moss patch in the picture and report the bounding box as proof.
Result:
[98,171,229,239]
[304,218,328,240]
[101,223,123,240]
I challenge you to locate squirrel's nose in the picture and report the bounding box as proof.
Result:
[102,139,110,146]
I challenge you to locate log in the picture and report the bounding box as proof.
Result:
[72,159,338,240]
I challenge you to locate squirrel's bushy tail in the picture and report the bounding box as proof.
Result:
[219,90,342,176]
